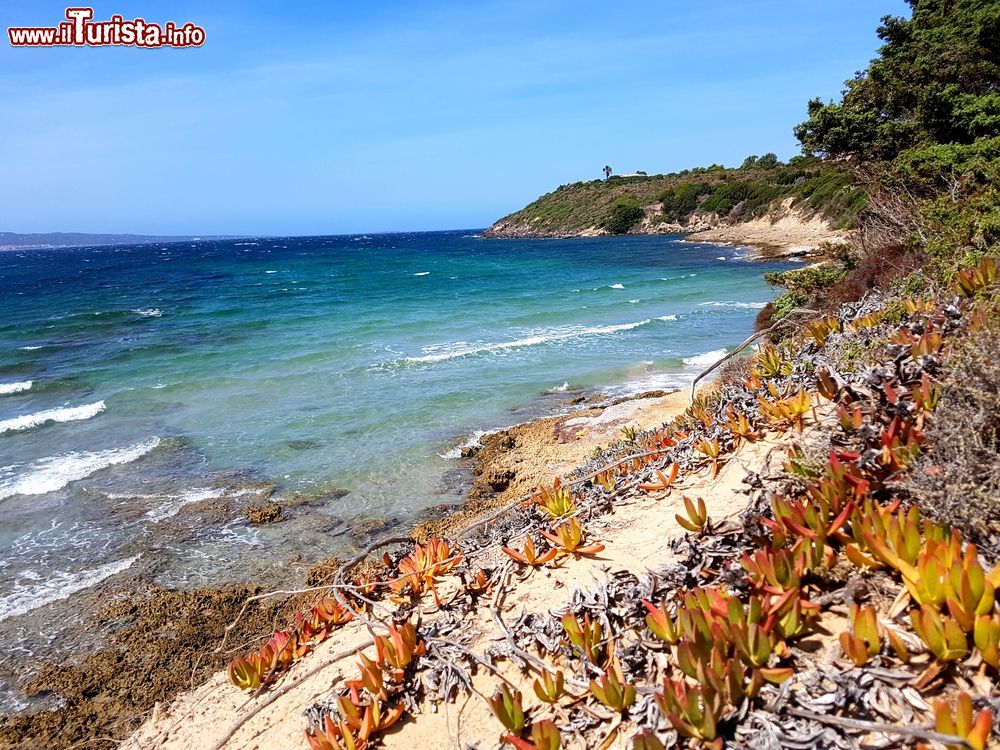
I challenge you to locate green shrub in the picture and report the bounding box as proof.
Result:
[765,263,847,295]
[602,198,645,234]
[795,1,1000,160]
[658,182,711,222]
[905,311,1000,559]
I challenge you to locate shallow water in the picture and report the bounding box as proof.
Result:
[0,231,795,699]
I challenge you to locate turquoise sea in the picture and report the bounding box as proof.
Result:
[0,230,795,699]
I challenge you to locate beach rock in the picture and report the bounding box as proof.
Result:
[485,467,516,492]
[245,501,284,525]
[485,430,515,451]
[348,516,401,543]
[284,487,349,508]
[306,557,344,586]
[2,584,309,750]
[284,439,319,451]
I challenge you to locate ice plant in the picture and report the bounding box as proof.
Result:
[839,605,881,666]
[502,535,558,567]
[656,679,723,748]
[752,344,792,378]
[487,684,526,735]
[724,409,759,446]
[934,692,993,750]
[390,538,463,604]
[536,480,577,519]
[540,518,605,557]
[953,256,998,298]
[503,720,562,750]
[637,462,679,493]
[632,733,666,750]
[374,619,426,682]
[910,604,968,663]
[305,715,364,750]
[675,495,710,534]
[973,612,1000,669]
[694,439,722,477]
[532,668,565,704]
[562,611,607,666]
[643,600,679,645]
[589,663,636,712]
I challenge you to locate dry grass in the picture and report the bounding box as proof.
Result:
[828,243,925,306]
[904,313,1000,561]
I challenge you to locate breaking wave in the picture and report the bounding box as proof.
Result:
[400,319,655,365]
[682,348,729,367]
[0,401,106,435]
[0,555,141,622]
[0,438,161,501]
[0,381,32,395]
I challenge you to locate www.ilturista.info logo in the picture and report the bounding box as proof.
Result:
[8,7,205,48]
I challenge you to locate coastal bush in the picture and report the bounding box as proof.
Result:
[905,304,1000,557]
[741,153,780,170]
[763,263,848,318]
[654,163,863,227]
[828,243,926,306]
[493,159,862,235]
[602,198,645,234]
[700,179,784,218]
[658,181,711,222]
[795,0,1000,160]
[894,135,1000,192]
[791,170,868,227]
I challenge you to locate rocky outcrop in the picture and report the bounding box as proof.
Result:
[485,197,852,257]
[481,220,606,239]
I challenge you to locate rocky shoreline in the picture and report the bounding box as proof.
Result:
[416,390,688,540]
[483,198,851,259]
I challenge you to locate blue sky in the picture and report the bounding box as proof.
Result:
[0,1,909,235]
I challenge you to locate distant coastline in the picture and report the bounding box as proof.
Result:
[0,231,242,251]
[482,209,850,259]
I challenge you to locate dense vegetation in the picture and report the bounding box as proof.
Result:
[761,0,1000,324]
[602,197,646,234]
[795,0,1000,160]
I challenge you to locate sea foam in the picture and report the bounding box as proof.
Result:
[0,381,32,395]
[438,430,491,460]
[146,487,226,522]
[0,401,106,434]
[0,438,161,500]
[403,319,654,364]
[682,348,729,367]
[0,555,141,622]
[699,301,767,309]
